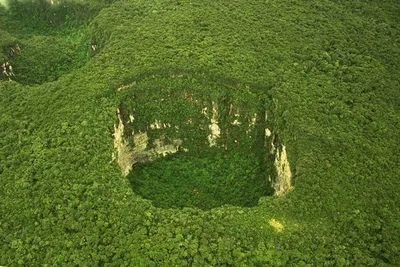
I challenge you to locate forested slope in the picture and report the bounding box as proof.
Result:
[1,0,399,265]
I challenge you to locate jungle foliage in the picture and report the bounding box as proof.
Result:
[129,148,269,210]
[118,70,274,209]
[1,0,400,266]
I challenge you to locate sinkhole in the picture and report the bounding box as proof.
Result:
[113,71,292,209]
[0,0,106,85]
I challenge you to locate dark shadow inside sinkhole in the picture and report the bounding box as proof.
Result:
[128,146,275,210]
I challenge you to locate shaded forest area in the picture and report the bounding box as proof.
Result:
[1,0,400,265]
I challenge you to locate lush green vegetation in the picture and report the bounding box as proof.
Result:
[0,0,109,84]
[1,0,399,265]
[129,148,269,210]
[118,70,275,209]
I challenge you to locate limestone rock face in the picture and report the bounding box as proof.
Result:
[274,145,292,196]
[113,108,134,176]
[207,102,221,147]
[113,109,182,176]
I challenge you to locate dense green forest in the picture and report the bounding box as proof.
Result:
[1,0,399,265]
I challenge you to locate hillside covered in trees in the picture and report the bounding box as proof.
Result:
[1,0,399,265]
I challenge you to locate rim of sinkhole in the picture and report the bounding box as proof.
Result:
[113,70,292,210]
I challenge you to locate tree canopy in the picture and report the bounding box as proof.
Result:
[1,0,399,265]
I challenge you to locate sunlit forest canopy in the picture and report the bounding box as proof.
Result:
[1,0,399,265]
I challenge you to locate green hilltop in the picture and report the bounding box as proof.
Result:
[1,0,399,265]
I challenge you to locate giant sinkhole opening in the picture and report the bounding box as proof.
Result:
[113,71,292,210]
[0,0,108,85]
